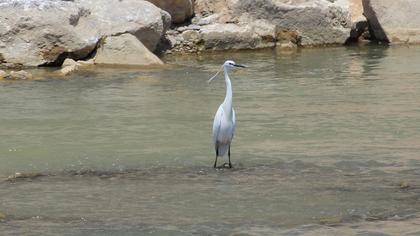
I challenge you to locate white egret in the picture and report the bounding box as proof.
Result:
[208,60,246,168]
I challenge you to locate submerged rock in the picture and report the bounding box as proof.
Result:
[319,216,343,225]
[60,58,80,76]
[94,34,163,66]
[59,58,96,76]
[8,70,33,80]
[0,70,7,80]
[363,0,420,44]
[77,59,95,67]
[62,58,80,68]
[399,181,410,190]
[6,172,46,181]
[0,0,170,67]
[60,64,80,76]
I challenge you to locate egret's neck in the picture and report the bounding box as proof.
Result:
[223,65,233,115]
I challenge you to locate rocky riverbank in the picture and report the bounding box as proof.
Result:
[0,0,419,69]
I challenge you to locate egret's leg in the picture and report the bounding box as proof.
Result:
[228,146,232,168]
[213,150,218,168]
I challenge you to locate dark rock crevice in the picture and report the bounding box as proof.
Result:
[346,20,369,44]
[39,40,101,67]
[361,0,390,43]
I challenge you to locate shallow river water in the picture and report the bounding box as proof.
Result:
[1,46,420,235]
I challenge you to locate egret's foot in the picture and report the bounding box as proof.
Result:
[223,163,233,169]
[213,163,233,169]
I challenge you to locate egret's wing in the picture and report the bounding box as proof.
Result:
[212,106,224,144]
[231,108,236,139]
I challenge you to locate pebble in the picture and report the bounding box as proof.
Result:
[0,70,7,79]
[166,35,177,47]
[186,24,201,31]
[400,181,410,189]
[177,26,188,32]
[166,30,177,35]
[60,64,79,76]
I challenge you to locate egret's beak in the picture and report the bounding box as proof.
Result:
[234,64,247,68]
[207,66,223,84]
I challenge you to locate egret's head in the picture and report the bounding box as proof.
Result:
[223,60,246,68]
[208,60,247,83]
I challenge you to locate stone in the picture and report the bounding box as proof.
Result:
[196,14,221,25]
[400,181,410,190]
[177,26,189,33]
[199,23,261,50]
[182,30,202,43]
[251,19,277,48]
[186,25,202,31]
[0,1,92,67]
[166,30,178,35]
[145,0,193,24]
[0,70,7,79]
[193,0,352,47]
[60,64,79,76]
[60,58,82,76]
[195,0,236,19]
[72,0,171,52]
[319,216,342,225]
[8,70,33,80]
[362,0,420,44]
[0,0,171,67]
[195,21,279,51]
[277,41,298,50]
[94,34,163,66]
[166,35,178,48]
[234,0,351,46]
[0,212,5,221]
[62,58,80,67]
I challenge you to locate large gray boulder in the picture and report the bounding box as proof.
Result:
[362,0,420,44]
[199,23,260,50]
[145,0,194,24]
[235,0,352,46]
[94,33,163,66]
[193,0,352,47]
[76,0,171,51]
[0,1,88,67]
[0,0,170,67]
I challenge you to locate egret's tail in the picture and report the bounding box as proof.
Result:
[215,142,229,157]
